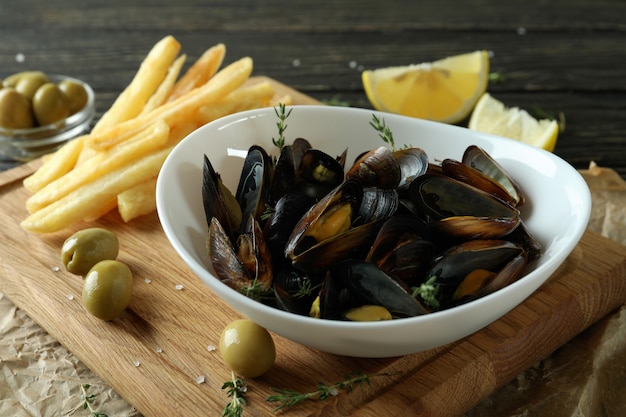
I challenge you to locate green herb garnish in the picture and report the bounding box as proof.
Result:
[79,384,108,417]
[266,371,400,411]
[222,372,248,417]
[411,274,440,309]
[370,114,397,151]
[272,103,292,151]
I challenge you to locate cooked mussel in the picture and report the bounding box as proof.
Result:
[409,173,521,239]
[461,145,525,207]
[347,146,401,188]
[320,260,429,320]
[417,239,526,310]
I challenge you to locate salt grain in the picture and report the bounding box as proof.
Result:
[66,294,74,301]
[51,266,61,272]
[207,344,216,352]
[133,360,141,367]
[156,347,163,353]
[144,278,152,284]
[329,387,339,396]
[175,284,184,290]
[196,375,205,384]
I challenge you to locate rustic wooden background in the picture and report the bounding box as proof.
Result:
[1,0,625,176]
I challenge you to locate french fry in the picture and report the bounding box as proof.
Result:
[21,146,172,234]
[26,120,170,214]
[86,56,253,151]
[167,43,226,102]
[117,178,157,223]
[82,198,118,223]
[92,35,181,133]
[22,136,85,193]
[141,54,187,114]
[197,81,276,124]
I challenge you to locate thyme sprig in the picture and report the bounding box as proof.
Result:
[266,371,400,412]
[369,114,397,151]
[411,274,440,309]
[79,384,108,417]
[222,371,248,417]
[272,103,292,151]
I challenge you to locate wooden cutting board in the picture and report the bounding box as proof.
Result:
[1,77,626,417]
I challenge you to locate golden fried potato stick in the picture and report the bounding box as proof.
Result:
[25,120,170,214]
[22,136,84,193]
[117,178,157,223]
[92,35,181,133]
[197,80,276,124]
[21,146,172,234]
[86,56,253,151]
[167,43,226,102]
[142,54,187,114]
[82,198,118,223]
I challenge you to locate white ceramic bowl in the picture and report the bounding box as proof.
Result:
[156,105,591,358]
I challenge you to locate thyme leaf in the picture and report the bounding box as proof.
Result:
[266,371,400,411]
[369,114,396,151]
[272,103,292,151]
[79,384,109,417]
[411,274,440,309]
[222,372,248,417]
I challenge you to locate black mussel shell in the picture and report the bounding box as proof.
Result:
[235,145,273,231]
[321,260,429,320]
[346,146,402,188]
[409,173,521,239]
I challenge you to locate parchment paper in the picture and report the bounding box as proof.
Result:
[1,162,625,417]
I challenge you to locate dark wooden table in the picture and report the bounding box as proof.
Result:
[1,1,625,416]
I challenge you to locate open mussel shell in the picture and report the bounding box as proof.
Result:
[409,173,521,239]
[202,154,242,242]
[297,148,346,199]
[273,265,322,316]
[321,260,429,320]
[207,215,273,295]
[285,179,363,262]
[366,214,436,287]
[235,145,273,231]
[265,193,316,270]
[346,146,401,188]
[461,145,525,207]
[394,147,429,189]
[441,158,519,208]
[422,239,526,309]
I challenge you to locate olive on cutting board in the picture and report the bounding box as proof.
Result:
[82,260,133,321]
[61,227,120,276]
[220,319,276,378]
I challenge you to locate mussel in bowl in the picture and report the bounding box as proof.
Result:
[202,135,540,322]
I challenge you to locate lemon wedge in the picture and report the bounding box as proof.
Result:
[362,50,490,124]
[468,93,559,152]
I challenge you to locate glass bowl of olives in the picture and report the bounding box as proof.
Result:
[0,71,96,163]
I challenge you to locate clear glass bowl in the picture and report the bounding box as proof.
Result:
[0,74,95,163]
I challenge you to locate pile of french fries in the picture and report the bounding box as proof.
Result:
[20,36,291,234]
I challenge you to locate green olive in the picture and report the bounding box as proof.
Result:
[0,87,34,129]
[61,227,119,276]
[15,71,48,100]
[32,82,69,126]
[2,71,47,88]
[58,79,88,115]
[219,319,276,378]
[82,260,133,321]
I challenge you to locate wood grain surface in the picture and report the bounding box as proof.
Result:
[2,0,625,178]
[1,78,626,416]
